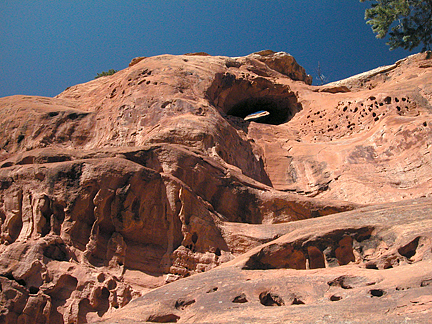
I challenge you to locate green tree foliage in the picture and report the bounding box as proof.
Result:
[94,69,118,79]
[360,0,432,51]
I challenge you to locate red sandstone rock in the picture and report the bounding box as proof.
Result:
[0,50,431,323]
[100,198,432,323]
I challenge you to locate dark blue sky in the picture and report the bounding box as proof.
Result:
[0,1,416,98]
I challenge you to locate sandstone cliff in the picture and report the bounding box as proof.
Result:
[0,50,431,323]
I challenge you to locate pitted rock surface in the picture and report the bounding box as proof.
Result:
[0,50,431,323]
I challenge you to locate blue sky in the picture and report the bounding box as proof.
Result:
[0,1,417,97]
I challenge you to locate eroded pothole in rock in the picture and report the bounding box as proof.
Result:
[175,298,196,310]
[369,289,386,298]
[232,293,248,303]
[259,291,285,306]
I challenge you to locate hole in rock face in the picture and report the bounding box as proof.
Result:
[206,287,218,293]
[243,243,306,270]
[292,297,305,305]
[330,295,342,301]
[421,278,432,287]
[175,298,196,310]
[191,232,198,244]
[227,97,295,125]
[334,236,355,266]
[43,242,69,261]
[16,279,27,287]
[232,293,248,303]
[365,262,379,270]
[307,246,326,269]
[97,273,105,283]
[29,286,39,294]
[207,72,300,126]
[147,313,180,323]
[327,275,373,290]
[106,279,117,290]
[259,291,285,306]
[369,289,385,297]
[398,237,420,259]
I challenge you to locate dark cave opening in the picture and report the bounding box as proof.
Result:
[227,97,296,125]
[206,71,302,126]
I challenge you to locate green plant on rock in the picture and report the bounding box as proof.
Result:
[360,0,432,52]
[94,69,118,79]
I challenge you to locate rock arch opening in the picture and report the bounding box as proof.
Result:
[227,97,296,125]
[207,72,301,125]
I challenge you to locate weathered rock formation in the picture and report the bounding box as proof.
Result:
[100,198,432,323]
[0,50,431,323]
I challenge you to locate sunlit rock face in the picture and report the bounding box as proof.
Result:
[0,50,432,323]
